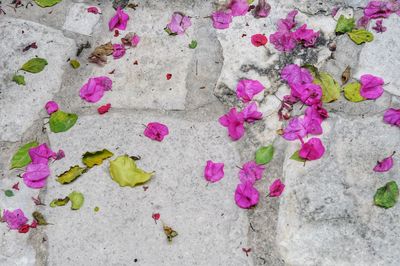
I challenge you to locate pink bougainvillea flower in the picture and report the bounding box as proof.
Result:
[296,83,322,106]
[29,143,56,164]
[269,31,297,52]
[372,19,387,33]
[79,76,113,103]
[229,0,249,16]
[234,181,259,209]
[268,179,285,197]
[254,0,271,18]
[277,10,298,32]
[22,163,50,189]
[98,103,111,114]
[236,79,265,102]
[108,7,129,31]
[45,101,59,115]
[241,102,263,123]
[383,108,400,127]
[54,149,65,160]
[305,103,328,121]
[211,10,233,30]
[360,74,384,100]
[293,24,320,47]
[303,110,323,136]
[282,117,307,141]
[299,137,325,160]
[131,34,140,47]
[204,160,225,183]
[251,34,268,47]
[87,6,100,14]
[2,209,28,230]
[166,12,192,35]
[373,152,395,172]
[112,43,126,59]
[219,108,245,141]
[144,122,169,142]
[238,161,265,184]
[281,64,313,87]
[357,16,371,28]
[364,1,393,19]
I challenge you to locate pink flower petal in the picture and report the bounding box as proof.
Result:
[109,7,129,31]
[219,108,245,141]
[238,161,265,184]
[281,64,313,87]
[373,153,395,172]
[211,10,233,30]
[383,108,400,127]
[293,24,320,47]
[229,0,249,17]
[236,79,265,102]
[204,160,225,183]
[45,101,59,115]
[270,30,297,52]
[112,43,126,59]
[131,34,140,47]
[360,74,384,100]
[28,143,56,164]
[254,0,271,18]
[22,163,50,182]
[2,209,28,230]
[166,12,192,35]
[234,181,259,209]
[144,122,169,142]
[299,137,325,161]
[251,34,268,47]
[241,102,263,123]
[87,6,100,14]
[282,117,307,141]
[79,76,113,103]
[269,179,285,197]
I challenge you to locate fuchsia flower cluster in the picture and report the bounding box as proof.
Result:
[270,10,320,52]
[358,0,400,31]
[166,12,192,35]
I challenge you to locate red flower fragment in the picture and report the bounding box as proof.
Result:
[242,247,252,256]
[22,42,38,52]
[98,103,111,115]
[18,224,30,234]
[166,73,172,80]
[12,182,20,191]
[152,213,160,224]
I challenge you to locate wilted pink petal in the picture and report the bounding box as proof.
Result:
[269,179,285,197]
[234,181,259,208]
[305,103,328,121]
[277,10,298,31]
[204,160,224,183]
[144,122,169,142]
[364,1,393,19]
[296,83,322,106]
[383,108,400,127]
[166,12,192,35]
[251,34,268,47]
[54,149,65,160]
[211,10,233,30]
[373,152,395,172]
[109,7,129,31]
[112,43,126,59]
[131,34,140,47]
[87,6,100,14]
[303,112,323,136]
[2,209,28,230]
[254,0,271,18]
[299,137,325,160]
[236,79,265,102]
[282,117,307,141]
[331,7,339,17]
[219,108,245,141]
[238,161,265,184]
[372,19,387,33]
[357,16,371,28]
[360,74,384,100]
[45,101,59,115]
[281,64,313,87]
[29,143,56,164]
[229,0,249,16]
[241,102,263,123]
[269,31,297,52]
[293,24,320,47]
[79,76,113,103]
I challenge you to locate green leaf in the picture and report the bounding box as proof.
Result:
[290,150,306,162]
[82,149,114,168]
[68,191,84,210]
[94,206,100,212]
[4,190,14,197]
[109,155,153,187]
[49,110,78,133]
[189,40,197,49]
[20,58,48,73]
[12,74,26,85]
[348,29,374,45]
[56,165,86,184]
[10,141,39,169]
[50,197,70,207]
[343,82,365,102]
[374,181,399,209]
[32,211,49,225]
[34,0,62,7]
[335,15,355,34]
[69,59,80,69]
[313,72,341,103]
[255,145,274,165]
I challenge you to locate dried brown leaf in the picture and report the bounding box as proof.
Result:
[88,42,113,66]
[341,66,351,85]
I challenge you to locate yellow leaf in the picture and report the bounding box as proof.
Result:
[56,165,86,184]
[109,155,153,187]
[82,149,114,168]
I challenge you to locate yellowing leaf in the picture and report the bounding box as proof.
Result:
[343,82,365,102]
[32,211,49,225]
[34,0,62,7]
[56,165,86,184]
[163,224,178,242]
[10,141,38,169]
[82,149,114,168]
[70,59,80,69]
[348,29,374,45]
[313,72,341,103]
[21,58,48,73]
[68,191,84,210]
[109,155,153,187]
[50,197,70,207]
[49,110,78,133]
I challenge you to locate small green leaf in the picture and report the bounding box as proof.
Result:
[109,155,153,187]
[32,211,49,225]
[290,150,306,162]
[335,15,355,34]
[56,165,86,184]
[68,191,84,210]
[4,190,14,197]
[10,141,39,169]
[34,0,62,7]
[12,75,26,85]
[255,145,274,165]
[94,206,100,212]
[69,59,80,69]
[49,110,78,133]
[348,29,374,45]
[343,82,365,102]
[374,181,399,209]
[189,40,197,49]
[21,58,48,73]
[50,197,70,207]
[313,72,341,103]
[82,149,114,168]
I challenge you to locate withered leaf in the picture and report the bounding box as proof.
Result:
[82,149,114,168]
[50,197,70,207]
[88,42,113,66]
[56,165,87,184]
[32,211,49,225]
[163,225,178,242]
[341,66,351,84]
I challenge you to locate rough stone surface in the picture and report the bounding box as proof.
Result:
[63,3,101,36]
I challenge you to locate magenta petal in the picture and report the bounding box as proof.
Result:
[29,143,56,164]
[229,0,249,17]
[383,108,400,127]
[238,161,265,184]
[204,160,225,183]
[293,24,320,47]
[109,7,129,31]
[277,10,298,31]
[22,163,50,181]
[373,154,394,172]
[269,179,285,197]
[299,137,325,161]
[80,77,113,103]
[211,10,233,30]
[360,74,384,100]
[241,102,263,123]
[2,209,28,230]
[45,101,59,115]
[364,1,393,19]
[166,12,191,35]
[23,177,47,189]
[236,79,265,102]
[254,0,271,18]
[234,181,259,209]
[144,122,169,142]
[270,31,297,52]
[112,43,126,59]
[282,117,307,141]
[219,108,245,141]
[281,64,313,86]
